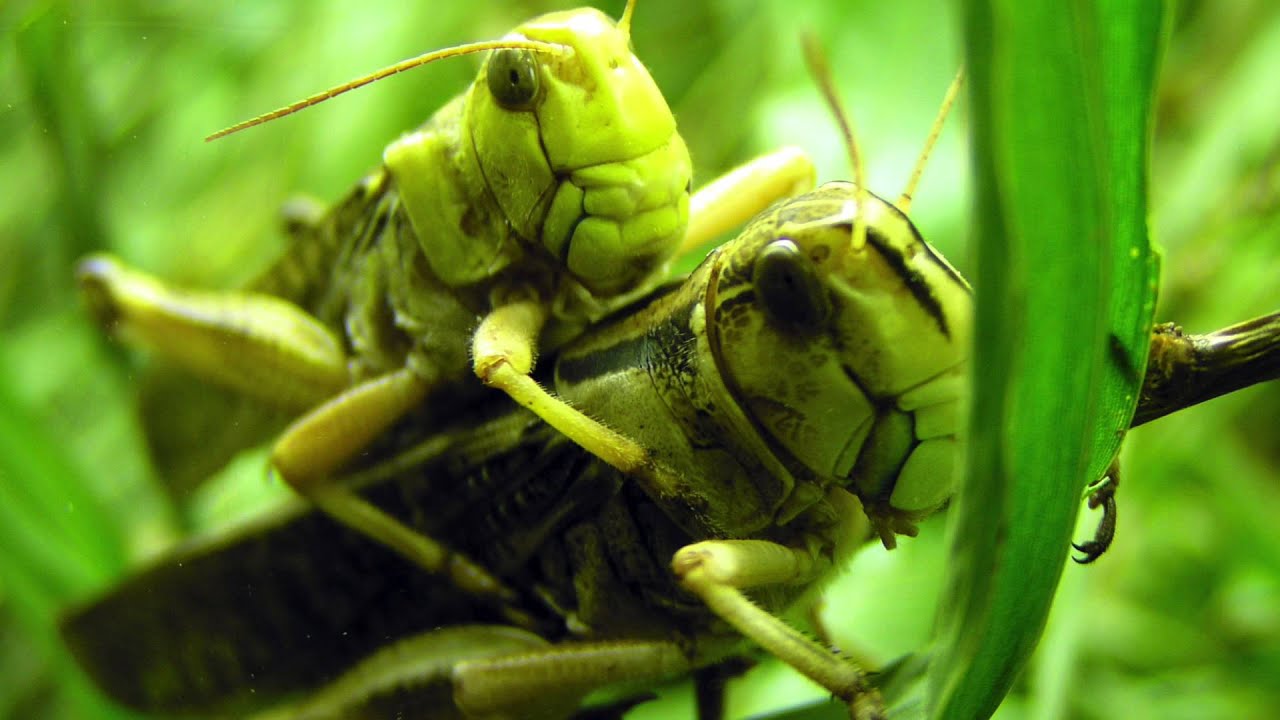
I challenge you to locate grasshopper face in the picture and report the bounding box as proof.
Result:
[469,8,692,296]
[705,181,972,538]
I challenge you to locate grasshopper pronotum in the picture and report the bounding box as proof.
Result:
[76,1,815,596]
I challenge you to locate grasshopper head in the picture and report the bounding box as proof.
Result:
[466,6,691,297]
[704,182,971,540]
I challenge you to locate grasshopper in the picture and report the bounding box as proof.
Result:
[76,1,815,586]
[63,34,973,719]
[62,186,967,720]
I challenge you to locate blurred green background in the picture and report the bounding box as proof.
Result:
[0,0,1276,718]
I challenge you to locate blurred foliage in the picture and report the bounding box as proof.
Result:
[0,0,1275,719]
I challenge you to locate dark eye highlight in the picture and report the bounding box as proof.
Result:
[752,238,831,330]
[486,49,540,110]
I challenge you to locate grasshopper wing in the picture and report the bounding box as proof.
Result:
[60,412,619,716]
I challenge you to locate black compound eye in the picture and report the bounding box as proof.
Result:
[752,238,831,330]
[487,49,540,110]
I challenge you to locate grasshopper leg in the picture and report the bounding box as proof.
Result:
[76,254,349,410]
[474,297,689,504]
[475,298,648,474]
[270,367,528,614]
[673,541,884,720]
[671,491,883,720]
[305,628,698,720]
[452,638,697,719]
[683,146,816,254]
[1072,457,1121,564]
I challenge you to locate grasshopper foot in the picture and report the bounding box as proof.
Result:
[1072,462,1120,564]
[848,682,887,720]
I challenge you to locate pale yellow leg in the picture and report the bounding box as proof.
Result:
[473,298,683,498]
[453,638,697,718]
[76,253,348,411]
[683,146,817,254]
[673,540,884,720]
[274,625,698,719]
[269,367,522,610]
[271,367,427,485]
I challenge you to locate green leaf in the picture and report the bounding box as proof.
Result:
[0,367,141,720]
[927,2,1165,719]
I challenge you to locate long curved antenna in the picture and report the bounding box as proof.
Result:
[898,68,965,213]
[206,39,570,141]
[619,0,639,41]
[801,33,868,252]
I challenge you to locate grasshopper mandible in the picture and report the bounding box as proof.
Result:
[75,1,815,587]
[63,34,972,720]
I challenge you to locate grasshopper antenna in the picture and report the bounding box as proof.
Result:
[206,39,570,141]
[898,68,965,213]
[618,0,638,41]
[801,33,869,252]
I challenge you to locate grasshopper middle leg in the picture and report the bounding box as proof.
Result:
[671,488,883,720]
[269,367,524,608]
[673,541,884,720]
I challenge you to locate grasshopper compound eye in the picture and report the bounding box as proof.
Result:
[752,238,831,330]
[487,48,540,110]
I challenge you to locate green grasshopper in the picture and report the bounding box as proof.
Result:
[63,35,972,719]
[76,1,815,588]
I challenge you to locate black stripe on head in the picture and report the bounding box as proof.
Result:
[863,226,951,340]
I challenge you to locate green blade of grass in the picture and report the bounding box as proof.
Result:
[0,368,142,720]
[927,2,1165,719]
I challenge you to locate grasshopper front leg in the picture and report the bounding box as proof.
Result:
[474,297,656,478]
[1072,457,1121,564]
[673,541,884,720]
[473,147,816,487]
